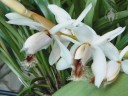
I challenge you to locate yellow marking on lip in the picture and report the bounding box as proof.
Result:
[117,61,121,64]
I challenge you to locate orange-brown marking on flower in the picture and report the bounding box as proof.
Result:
[117,61,121,64]
[44,29,51,37]
[90,76,95,84]
[84,43,91,46]
[74,59,84,78]
[26,54,34,62]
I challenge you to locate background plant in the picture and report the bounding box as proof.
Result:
[0,0,128,96]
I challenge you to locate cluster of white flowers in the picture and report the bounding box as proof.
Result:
[6,3,128,88]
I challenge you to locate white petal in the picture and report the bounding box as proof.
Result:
[106,61,120,81]
[7,20,42,27]
[61,35,81,45]
[56,45,78,70]
[71,23,96,43]
[119,45,128,60]
[52,35,72,64]
[49,21,74,34]
[122,60,128,74]
[70,44,79,56]
[6,13,43,29]
[101,42,119,60]
[56,58,71,70]
[49,42,60,65]
[49,40,69,65]
[81,45,91,65]
[91,46,107,88]
[73,3,92,26]
[6,12,27,20]
[60,28,72,35]
[108,27,125,41]
[92,27,125,46]
[74,44,85,59]
[29,25,44,31]
[21,32,52,54]
[48,4,71,23]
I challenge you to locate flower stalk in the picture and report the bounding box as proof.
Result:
[0,0,55,29]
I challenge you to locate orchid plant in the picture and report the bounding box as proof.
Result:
[0,0,128,96]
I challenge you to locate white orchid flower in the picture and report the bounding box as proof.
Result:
[5,10,75,62]
[48,3,126,87]
[19,20,74,68]
[73,27,125,87]
[48,3,93,65]
[64,24,125,87]
[105,45,128,83]
[49,8,125,86]
[54,24,125,87]
[5,12,72,55]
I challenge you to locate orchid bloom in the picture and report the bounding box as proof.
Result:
[48,5,125,87]
[55,24,125,87]
[104,45,128,84]
[47,3,126,88]
[5,9,73,65]
[5,3,93,69]
[5,13,67,55]
[74,27,125,87]
[5,3,92,58]
[5,11,75,68]
[48,3,92,65]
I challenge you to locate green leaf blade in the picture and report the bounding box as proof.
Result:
[53,73,128,96]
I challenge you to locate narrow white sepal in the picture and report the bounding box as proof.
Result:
[91,46,107,88]
[106,61,120,81]
[52,35,72,64]
[56,58,71,70]
[101,42,119,60]
[122,60,128,74]
[73,3,92,26]
[49,21,74,34]
[108,27,125,41]
[48,4,71,23]
[5,12,26,20]
[74,44,85,59]
[70,44,79,56]
[81,45,91,65]
[6,13,44,31]
[61,35,81,45]
[21,32,52,54]
[71,23,96,43]
[7,20,42,27]
[49,42,60,65]
[119,45,128,60]
[92,27,125,46]
[49,40,69,65]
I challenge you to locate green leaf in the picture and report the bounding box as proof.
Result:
[34,0,55,22]
[84,0,97,27]
[94,10,128,31]
[53,73,128,96]
[116,32,128,49]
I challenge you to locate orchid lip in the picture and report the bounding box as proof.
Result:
[70,59,86,81]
